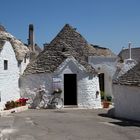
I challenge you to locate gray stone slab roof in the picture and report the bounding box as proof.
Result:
[24,24,98,75]
[113,62,140,87]
[0,26,29,61]
[0,39,5,50]
[118,48,140,62]
[90,44,116,56]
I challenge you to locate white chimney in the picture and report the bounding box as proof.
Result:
[128,42,132,60]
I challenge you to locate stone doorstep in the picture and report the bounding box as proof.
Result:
[0,105,28,116]
[63,105,103,110]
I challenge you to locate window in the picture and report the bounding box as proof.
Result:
[4,60,8,70]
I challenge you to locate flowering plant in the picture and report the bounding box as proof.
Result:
[4,98,28,110]
[16,98,28,106]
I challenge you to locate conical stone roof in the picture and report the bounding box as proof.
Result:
[113,62,140,87]
[0,25,29,61]
[24,24,98,75]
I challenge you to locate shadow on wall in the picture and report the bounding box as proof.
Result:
[98,108,140,127]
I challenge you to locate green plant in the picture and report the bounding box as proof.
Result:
[100,91,112,102]
[100,91,105,101]
[10,101,16,108]
[106,95,112,102]
[14,101,21,107]
[4,98,28,110]
[5,101,15,110]
[5,101,11,110]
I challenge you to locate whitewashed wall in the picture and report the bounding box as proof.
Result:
[89,56,117,97]
[21,58,102,109]
[20,73,53,96]
[20,58,30,75]
[113,84,140,121]
[78,75,101,108]
[55,58,102,108]
[0,41,20,109]
[102,65,115,97]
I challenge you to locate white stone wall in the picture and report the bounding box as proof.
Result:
[0,41,20,109]
[102,65,115,97]
[113,84,140,121]
[21,58,102,109]
[89,56,117,97]
[55,58,102,108]
[78,75,102,108]
[20,73,53,96]
[20,58,30,75]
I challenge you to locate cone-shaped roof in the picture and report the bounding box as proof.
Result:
[113,62,140,87]
[24,24,97,75]
[0,25,29,61]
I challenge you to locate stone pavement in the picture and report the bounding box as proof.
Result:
[0,108,140,140]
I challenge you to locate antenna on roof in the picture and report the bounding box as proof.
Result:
[128,42,132,60]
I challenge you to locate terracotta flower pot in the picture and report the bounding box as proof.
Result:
[103,101,110,108]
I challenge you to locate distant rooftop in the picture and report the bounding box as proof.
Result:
[113,62,140,87]
[118,47,140,62]
[0,24,29,61]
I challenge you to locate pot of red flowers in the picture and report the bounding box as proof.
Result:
[17,98,28,106]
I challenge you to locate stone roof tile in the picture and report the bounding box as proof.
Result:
[24,24,97,75]
[113,62,140,87]
[0,26,29,61]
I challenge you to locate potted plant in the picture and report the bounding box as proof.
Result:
[5,101,12,110]
[16,98,28,106]
[102,100,110,108]
[102,93,112,108]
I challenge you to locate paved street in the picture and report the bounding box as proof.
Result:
[0,108,140,140]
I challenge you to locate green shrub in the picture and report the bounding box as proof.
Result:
[100,91,105,100]
[5,101,13,110]
[106,96,112,102]
[100,91,112,102]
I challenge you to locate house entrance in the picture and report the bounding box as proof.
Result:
[98,73,104,92]
[64,74,77,105]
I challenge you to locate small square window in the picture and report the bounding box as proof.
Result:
[4,60,8,70]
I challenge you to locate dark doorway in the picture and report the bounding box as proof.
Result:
[64,74,77,105]
[98,73,104,92]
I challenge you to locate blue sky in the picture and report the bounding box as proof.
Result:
[0,0,140,54]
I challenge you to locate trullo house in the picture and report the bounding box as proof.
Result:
[21,24,102,108]
[113,43,140,121]
[113,62,140,121]
[0,25,29,110]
